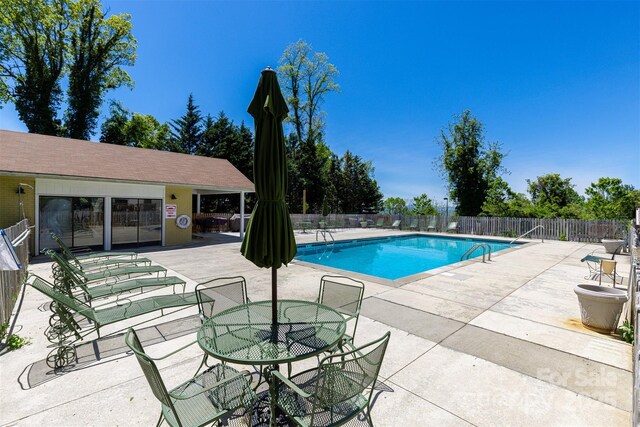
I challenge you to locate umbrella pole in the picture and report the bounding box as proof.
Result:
[272,267,277,324]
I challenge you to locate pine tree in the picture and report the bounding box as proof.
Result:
[170,94,203,154]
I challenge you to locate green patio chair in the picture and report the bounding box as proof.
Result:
[446,221,458,233]
[125,328,256,427]
[272,331,391,427]
[45,249,167,283]
[374,218,385,228]
[318,275,365,350]
[50,232,139,264]
[47,249,186,304]
[426,218,437,231]
[195,276,252,366]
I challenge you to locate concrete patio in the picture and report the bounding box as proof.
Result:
[0,229,632,426]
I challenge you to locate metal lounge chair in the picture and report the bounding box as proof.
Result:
[47,249,186,304]
[446,221,458,233]
[375,218,385,228]
[426,217,437,231]
[45,249,167,282]
[50,232,138,263]
[408,217,419,231]
[29,275,207,368]
[389,219,401,230]
[125,328,256,427]
[272,331,391,427]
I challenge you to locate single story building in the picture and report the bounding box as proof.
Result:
[0,129,254,255]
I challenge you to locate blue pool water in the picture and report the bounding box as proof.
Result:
[295,234,519,280]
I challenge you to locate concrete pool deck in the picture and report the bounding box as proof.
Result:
[0,229,632,426]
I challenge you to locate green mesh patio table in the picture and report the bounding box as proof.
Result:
[197,299,346,426]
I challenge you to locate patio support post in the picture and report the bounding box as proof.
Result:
[240,191,245,240]
[196,194,201,214]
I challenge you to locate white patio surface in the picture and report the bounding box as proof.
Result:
[0,229,632,426]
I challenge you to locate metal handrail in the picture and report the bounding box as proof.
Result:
[460,243,492,262]
[510,225,545,244]
[315,229,335,246]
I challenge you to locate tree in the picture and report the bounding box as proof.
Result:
[0,0,136,138]
[124,113,171,150]
[99,101,170,149]
[480,177,533,217]
[278,40,339,210]
[65,0,136,139]
[99,100,128,145]
[526,173,583,218]
[383,197,409,215]
[436,110,506,216]
[337,151,383,214]
[412,194,438,216]
[170,94,203,154]
[585,178,640,219]
[0,0,68,135]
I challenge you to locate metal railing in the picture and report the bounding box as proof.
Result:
[0,219,31,324]
[630,226,639,426]
[460,243,492,262]
[510,225,545,244]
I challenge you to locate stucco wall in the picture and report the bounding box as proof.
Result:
[0,176,36,252]
[164,186,192,246]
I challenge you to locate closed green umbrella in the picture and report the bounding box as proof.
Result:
[241,67,296,324]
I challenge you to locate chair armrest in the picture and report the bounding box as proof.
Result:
[272,370,312,398]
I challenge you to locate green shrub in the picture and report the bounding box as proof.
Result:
[0,322,31,350]
[621,320,634,344]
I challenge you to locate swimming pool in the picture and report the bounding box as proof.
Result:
[295,234,520,280]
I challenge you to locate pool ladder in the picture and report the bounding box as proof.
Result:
[460,243,492,262]
[316,229,335,246]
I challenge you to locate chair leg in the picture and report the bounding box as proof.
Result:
[155,411,164,427]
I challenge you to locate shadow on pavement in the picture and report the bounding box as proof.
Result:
[18,314,200,390]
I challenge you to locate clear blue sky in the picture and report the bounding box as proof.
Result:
[1,0,638,205]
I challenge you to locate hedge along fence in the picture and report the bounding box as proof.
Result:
[0,219,30,325]
[196,212,628,243]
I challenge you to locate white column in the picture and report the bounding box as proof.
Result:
[239,191,245,240]
[196,194,201,214]
[104,196,112,250]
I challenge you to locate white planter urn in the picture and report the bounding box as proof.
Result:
[574,284,628,333]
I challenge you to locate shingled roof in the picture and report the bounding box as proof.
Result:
[0,130,254,192]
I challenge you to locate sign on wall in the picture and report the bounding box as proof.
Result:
[165,204,177,219]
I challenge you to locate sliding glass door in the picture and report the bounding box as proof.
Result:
[39,196,104,250]
[111,198,162,248]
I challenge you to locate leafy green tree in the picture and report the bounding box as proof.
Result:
[585,177,640,219]
[0,0,68,135]
[436,110,506,216]
[64,0,136,139]
[99,100,128,145]
[124,113,171,150]
[526,173,584,218]
[383,197,409,215]
[170,94,202,154]
[481,177,532,217]
[0,0,135,138]
[278,40,339,210]
[412,194,438,216]
[99,101,170,149]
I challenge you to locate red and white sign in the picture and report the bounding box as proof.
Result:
[165,204,177,219]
